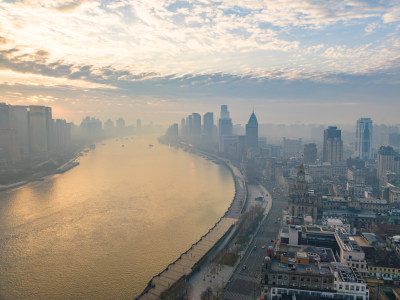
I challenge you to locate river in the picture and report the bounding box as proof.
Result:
[0,135,234,299]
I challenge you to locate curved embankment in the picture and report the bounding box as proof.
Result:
[137,149,246,300]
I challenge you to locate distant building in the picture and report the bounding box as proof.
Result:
[203,112,213,137]
[191,113,201,139]
[377,146,400,182]
[116,118,125,129]
[218,105,232,152]
[180,118,186,137]
[80,116,102,141]
[53,119,71,153]
[323,126,343,163]
[220,105,229,119]
[0,103,21,163]
[303,143,317,164]
[10,105,30,159]
[283,137,302,156]
[389,133,400,151]
[28,105,52,157]
[245,111,258,149]
[355,118,373,160]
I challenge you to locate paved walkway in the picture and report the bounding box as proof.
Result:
[188,183,272,299]
[139,218,237,300]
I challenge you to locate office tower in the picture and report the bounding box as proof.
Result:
[186,115,193,137]
[0,103,21,163]
[53,119,71,153]
[104,119,114,136]
[323,126,343,163]
[80,116,102,140]
[218,105,232,152]
[220,105,230,119]
[116,118,125,129]
[180,118,186,137]
[245,111,258,149]
[203,112,214,137]
[191,113,201,138]
[283,138,302,156]
[28,105,52,156]
[355,118,373,159]
[136,120,141,130]
[377,146,400,180]
[10,105,30,158]
[304,143,317,164]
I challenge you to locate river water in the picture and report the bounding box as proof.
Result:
[0,135,234,299]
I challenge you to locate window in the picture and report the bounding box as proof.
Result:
[292,276,296,280]
[345,285,349,290]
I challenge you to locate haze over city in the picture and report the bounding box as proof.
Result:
[1,0,400,124]
[2,1,400,300]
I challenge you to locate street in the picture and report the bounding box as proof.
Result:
[223,183,288,300]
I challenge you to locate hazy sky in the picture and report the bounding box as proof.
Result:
[0,0,399,125]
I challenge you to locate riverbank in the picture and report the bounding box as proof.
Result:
[138,142,247,299]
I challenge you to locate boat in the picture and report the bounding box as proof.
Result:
[149,144,154,147]
[89,144,96,149]
[121,144,125,147]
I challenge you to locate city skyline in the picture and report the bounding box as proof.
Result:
[0,1,399,124]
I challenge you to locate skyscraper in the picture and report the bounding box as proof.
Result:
[377,146,400,181]
[218,105,232,152]
[355,118,373,160]
[203,112,214,137]
[245,111,258,149]
[220,105,230,119]
[304,143,317,164]
[28,105,52,156]
[323,126,343,163]
[191,113,201,138]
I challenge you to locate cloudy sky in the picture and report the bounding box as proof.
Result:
[0,0,399,125]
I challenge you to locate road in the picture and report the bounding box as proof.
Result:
[223,183,288,300]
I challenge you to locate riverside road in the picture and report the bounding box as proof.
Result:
[223,183,288,300]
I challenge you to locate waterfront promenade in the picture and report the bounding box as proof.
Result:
[138,153,247,300]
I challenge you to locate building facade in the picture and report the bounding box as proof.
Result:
[355,118,373,160]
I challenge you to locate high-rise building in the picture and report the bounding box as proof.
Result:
[304,143,317,164]
[116,118,125,129]
[28,105,52,156]
[323,126,343,163]
[283,138,302,156]
[191,113,201,138]
[180,118,186,137]
[218,105,232,152]
[80,116,102,140]
[377,146,400,181]
[53,119,71,153]
[10,105,30,158]
[245,111,258,149]
[104,119,114,136]
[203,112,214,137]
[220,105,230,119]
[136,119,141,130]
[0,103,21,163]
[355,118,373,159]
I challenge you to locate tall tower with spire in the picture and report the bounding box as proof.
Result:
[245,110,258,149]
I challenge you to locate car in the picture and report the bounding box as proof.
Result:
[242,265,247,270]
[261,245,266,249]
